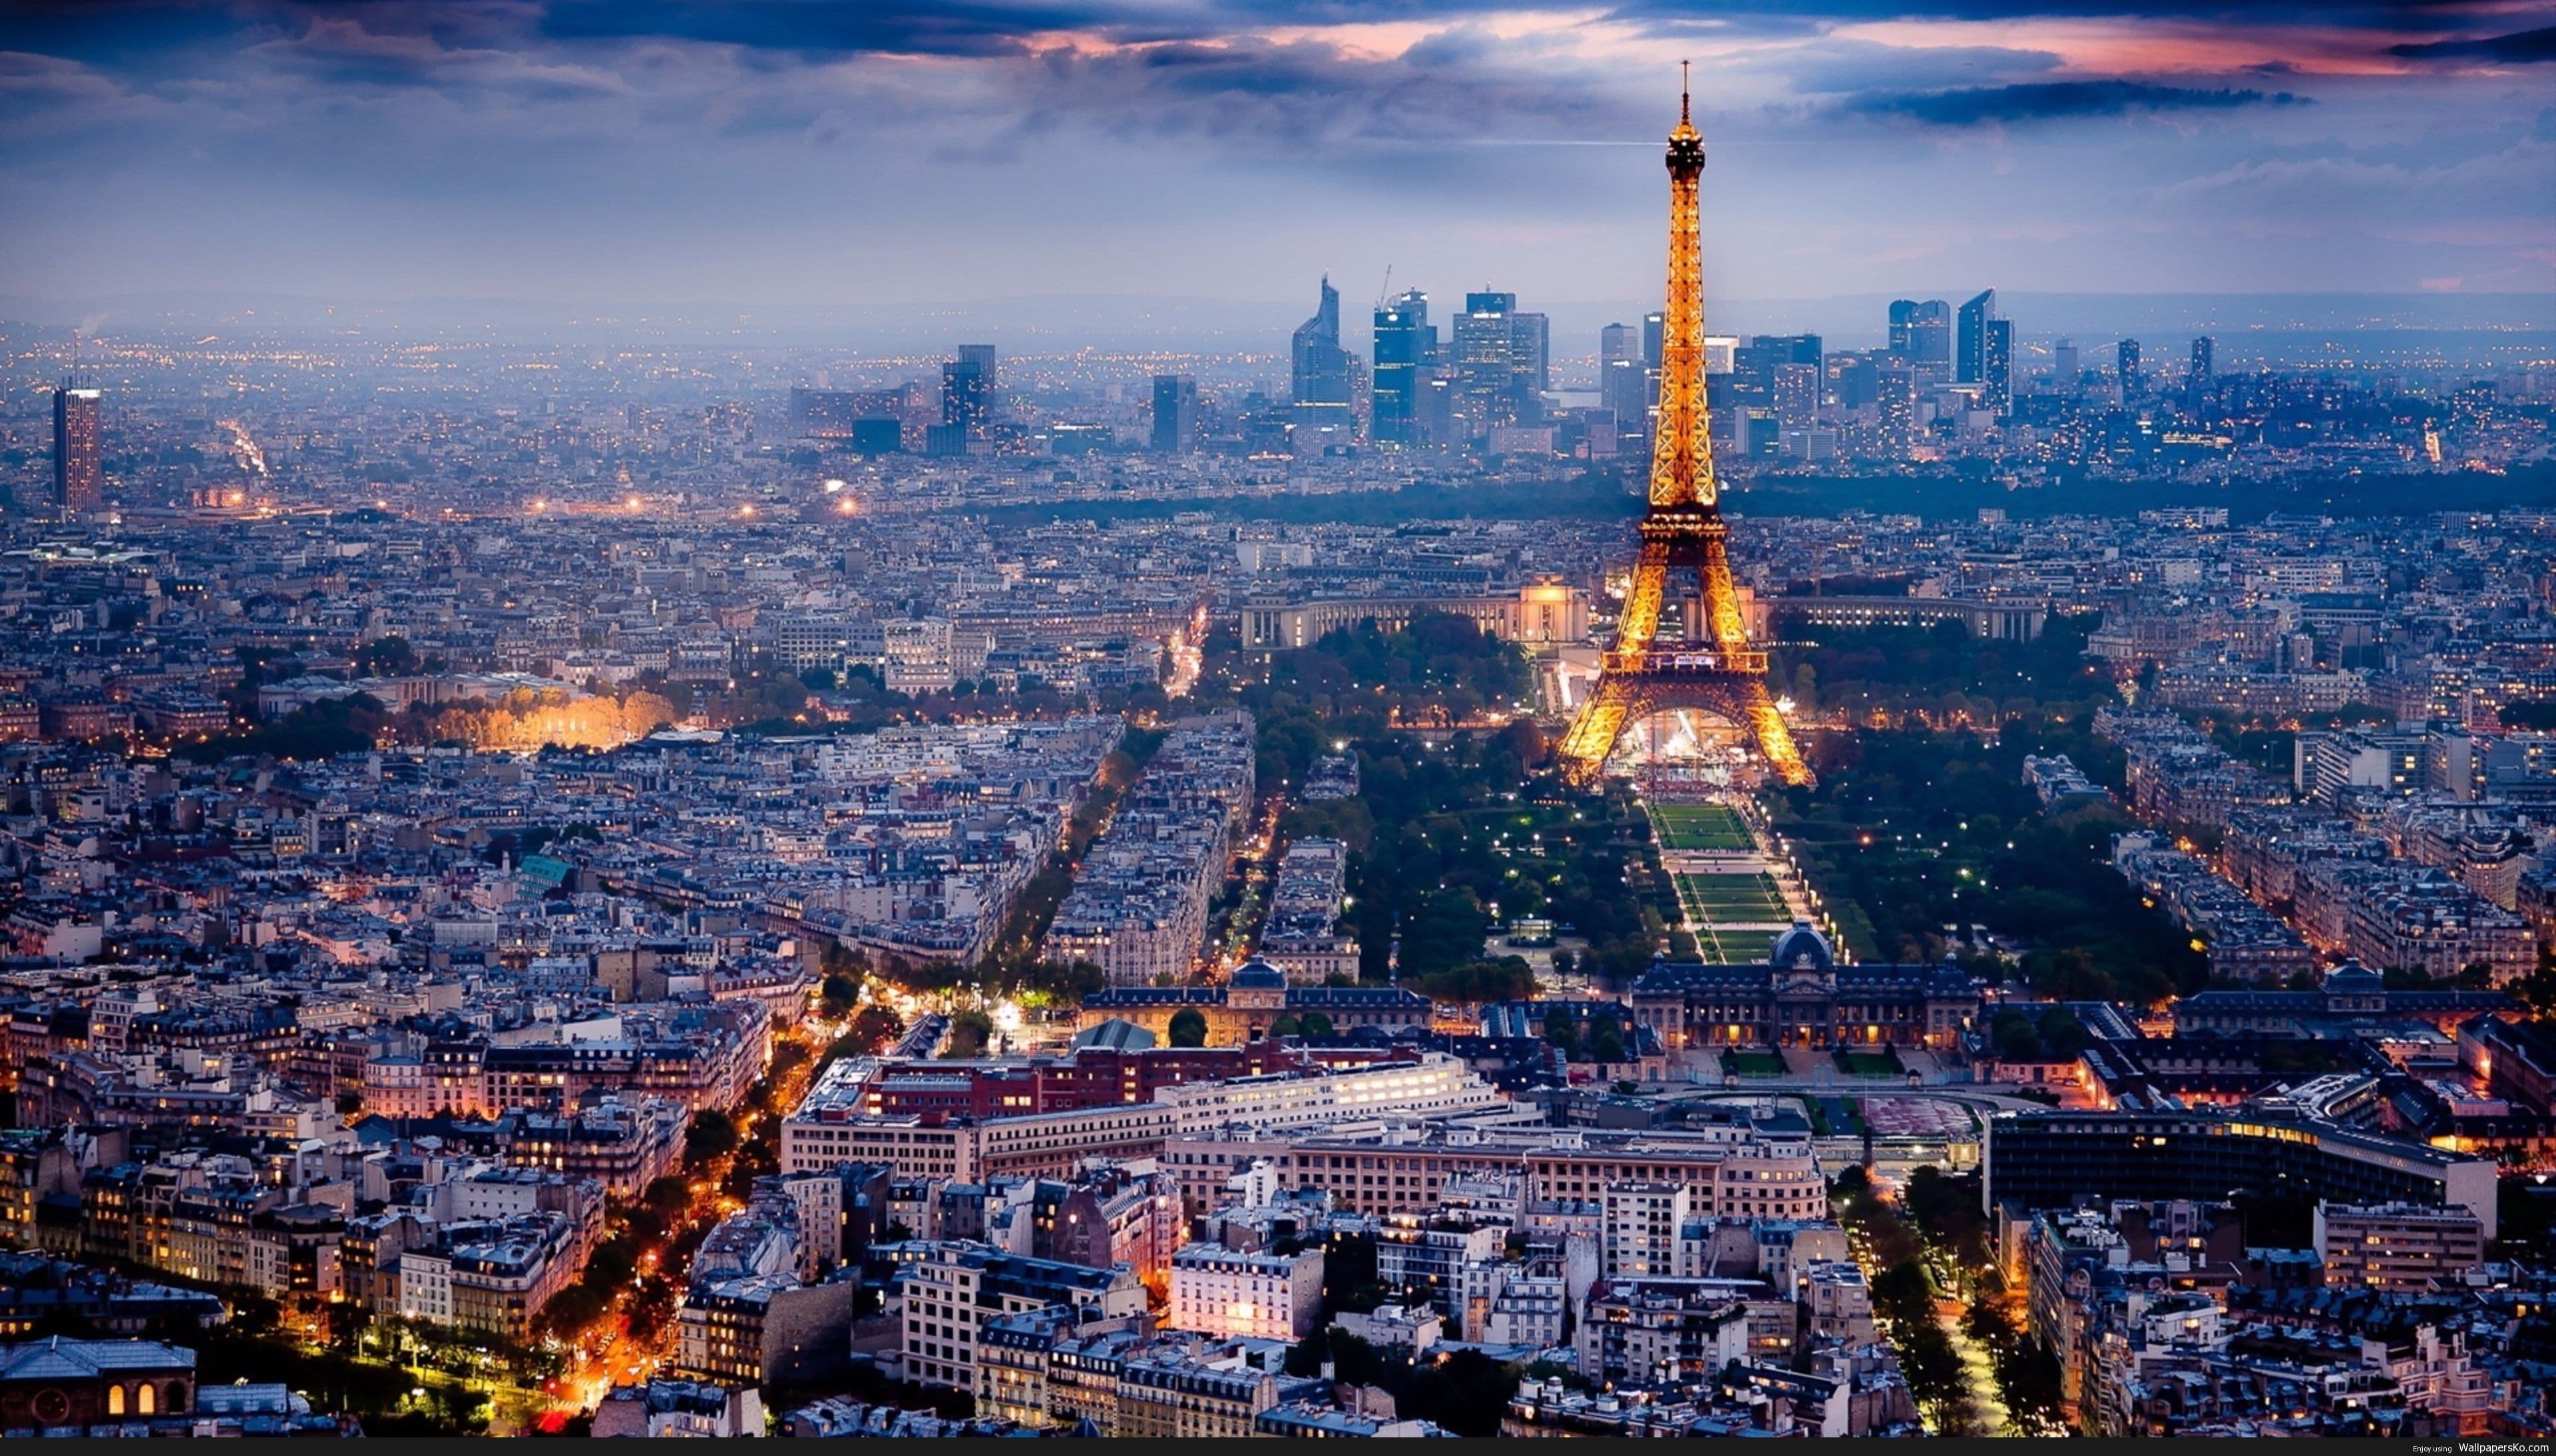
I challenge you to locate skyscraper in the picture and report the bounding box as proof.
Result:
[1451,291,1548,440]
[2052,337,2079,389]
[2189,335,2215,407]
[1876,362,1918,452]
[1371,289,1434,447]
[1981,317,2012,417]
[1290,276,1355,435]
[2119,338,2144,397]
[1641,312,1665,370]
[1888,299,1951,378]
[1773,363,1820,431]
[941,357,989,439]
[53,379,101,514]
[1599,323,1647,439]
[1600,321,1639,373]
[1511,309,1551,405]
[1152,375,1199,453]
[1956,289,1996,387]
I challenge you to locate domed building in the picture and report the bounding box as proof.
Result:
[1629,922,1982,1051]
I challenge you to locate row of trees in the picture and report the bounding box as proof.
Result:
[1830,1166,1988,1434]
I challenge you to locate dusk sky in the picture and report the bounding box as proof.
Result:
[3,0,2553,315]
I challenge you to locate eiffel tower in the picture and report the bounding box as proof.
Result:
[1556,72,1810,789]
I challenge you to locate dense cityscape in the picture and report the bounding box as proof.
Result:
[5,0,2556,1443]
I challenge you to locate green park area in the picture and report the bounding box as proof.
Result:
[1675,871,1790,924]
[1833,1048,1905,1076]
[1651,803,1755,851]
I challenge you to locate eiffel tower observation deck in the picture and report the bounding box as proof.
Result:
[1556,71,1810,789]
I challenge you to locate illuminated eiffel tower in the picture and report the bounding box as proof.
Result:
[1556,71,1810,788]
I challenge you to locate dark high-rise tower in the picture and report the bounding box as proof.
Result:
[1557,73,1807,789]
[1599,322,1647,437]
[1152,375,1198,453]
[2189,335,2215,409]
[1981,317,2012,417]
[1291,276,1355,434]
[53,379,101,514]
[1956,289,1996,386]
[2119,337,2144,397]
[1371,289,1433,447]
[941,357,989,436]
[1888,299,1951,377]
[1452,290,1550,439]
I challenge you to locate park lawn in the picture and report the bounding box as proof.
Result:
[1723,1049,1785,1076]
[1834,1051,1902,1076]
[1652,804,1755,851]
[1679,872,1789,921]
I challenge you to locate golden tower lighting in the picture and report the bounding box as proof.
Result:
[1556,69,1811,788]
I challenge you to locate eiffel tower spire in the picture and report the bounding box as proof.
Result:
[1555,75,1810,788]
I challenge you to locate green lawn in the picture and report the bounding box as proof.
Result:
[1833,1050,1903,1076]
[1723,1049,1785,1076]
[1651,803,1755,852]
[1676,872,1790,923]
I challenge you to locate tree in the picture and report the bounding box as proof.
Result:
[2034,1006,2087,1061]
[355,636,419,677]
[683,1110,739,1165]
[819,973,859,1019]
[1168,1008,1209,1047]
[1991,1009,2042,1063]
[642,1175,692,1218]
[1299,1011,1334,1038]
[1269,1013,1303,1037]
[1397,887,1492,980]
[840,1005,903,1059]
[1587,1016,1626,1064]
[1541,1006,1581,1060]
[944,1009,994,1058]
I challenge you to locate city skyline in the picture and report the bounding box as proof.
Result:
[4,3,2556,1443]
[2,0,2551,313]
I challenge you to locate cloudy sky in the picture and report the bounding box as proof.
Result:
[2,0,2552,314]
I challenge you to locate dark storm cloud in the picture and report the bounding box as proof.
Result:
[0,1,250,65]
[1783,40,2063,95]
[1024,28,1624,148]
[2390,26,2556,63]
[0,0,2546,304]
[1599,0,2511,29]
[533,0,1169,57]
[1847,80,2310,126]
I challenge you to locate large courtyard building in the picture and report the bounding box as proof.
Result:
[1631,924,1981,1051]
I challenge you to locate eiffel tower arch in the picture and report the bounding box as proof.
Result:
[1557,72,1810,789]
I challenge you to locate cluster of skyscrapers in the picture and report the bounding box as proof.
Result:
[1126,279,2228,466]
[1142,280,2225,466]
[786,345,1003,457]
[1365,285,1550,449]
[1148,279,1554,456]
